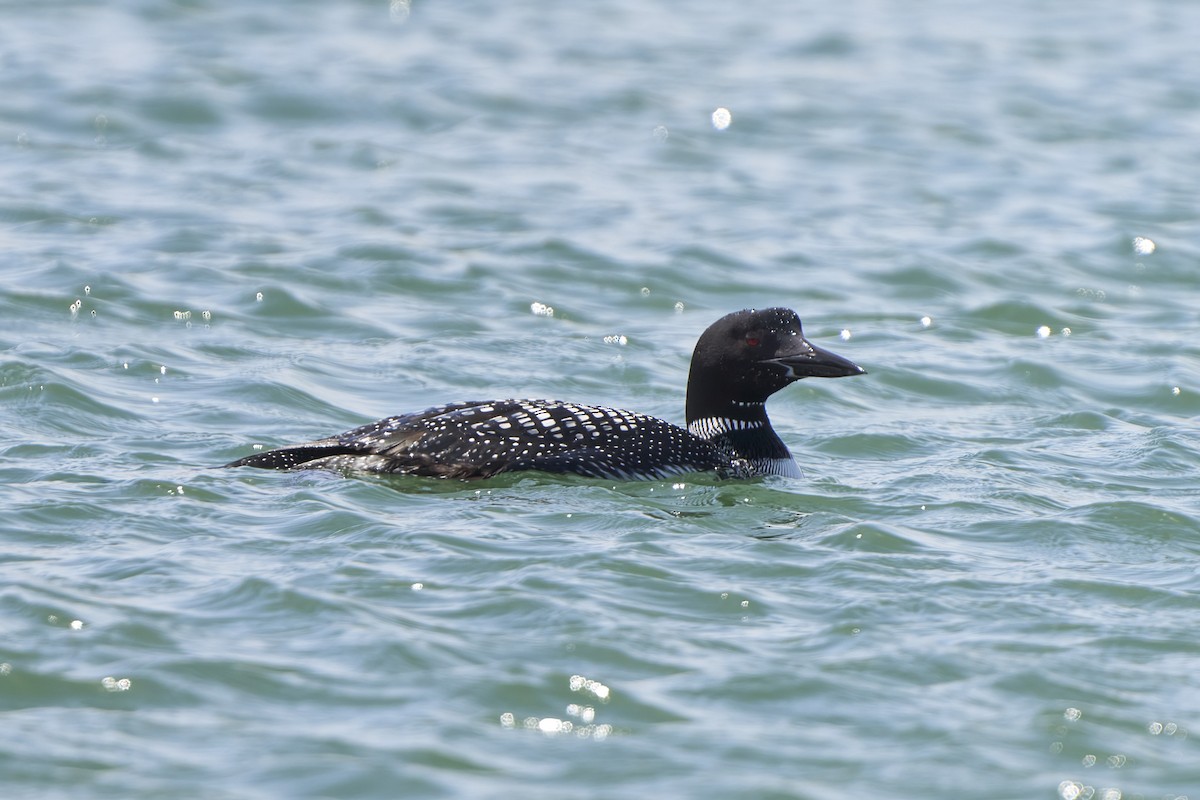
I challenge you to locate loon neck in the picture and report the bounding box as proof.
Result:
[686,398,768,430]
[685,400,794,465]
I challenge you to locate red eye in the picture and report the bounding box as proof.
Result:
[745,335,760,347]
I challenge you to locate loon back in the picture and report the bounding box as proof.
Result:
[223,308,865,480]
[225,399,726,480]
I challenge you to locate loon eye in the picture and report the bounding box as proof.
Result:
[745,335,760,347]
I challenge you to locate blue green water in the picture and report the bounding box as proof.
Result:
[3,1,1199,798]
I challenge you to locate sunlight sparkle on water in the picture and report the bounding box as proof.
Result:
[530,302,554,317]
[1148,720,1185,736]
[537,717,569,734]
[567,703,596,723]
[1057,781,1084,800]
[570,674,611,701]
[711,107,732,130]
[501,710,611,739]
[389,0,411,22]
[1132,236,1155,255]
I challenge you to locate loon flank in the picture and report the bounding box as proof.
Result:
[224,308,866,480]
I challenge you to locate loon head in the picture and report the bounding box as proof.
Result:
[685,307,865,420]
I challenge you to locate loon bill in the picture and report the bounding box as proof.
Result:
[224,307,866,480]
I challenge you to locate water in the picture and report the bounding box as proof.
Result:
[3,1,1199,798]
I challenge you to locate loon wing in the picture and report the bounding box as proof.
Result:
[225,399,723,479]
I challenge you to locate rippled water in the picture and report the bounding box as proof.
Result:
[3,1,1199,798]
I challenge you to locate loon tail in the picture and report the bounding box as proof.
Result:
[223,443,353,471]
[222,436,505,479]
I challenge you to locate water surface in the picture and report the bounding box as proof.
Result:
[2,1,1199,798]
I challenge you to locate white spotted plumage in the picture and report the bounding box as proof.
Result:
[228,399,727,479]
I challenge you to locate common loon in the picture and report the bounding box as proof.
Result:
[224,308,865,480]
